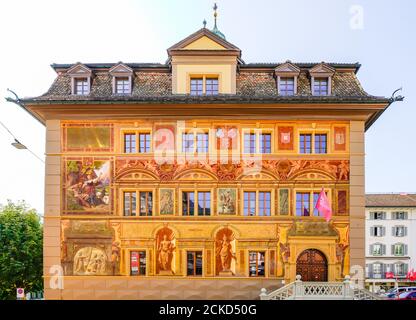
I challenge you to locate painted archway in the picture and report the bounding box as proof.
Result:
[296,249,328,282]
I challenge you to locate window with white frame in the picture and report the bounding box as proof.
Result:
[370,243,385,256]
[370,226,385,237]
[392,211,408,220]
[372,263,382,275]
[370,211,386,220]
[393,226,407,237]
[313,78,329,96]
[74,78,90,95]
[393,263,407,276]
[392,243,407,256]
[115,77,131,94]
[279,77,295,96]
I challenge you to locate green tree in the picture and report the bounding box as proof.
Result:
[0,200,43,300]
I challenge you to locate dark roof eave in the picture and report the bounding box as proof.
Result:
[20,96,389,105]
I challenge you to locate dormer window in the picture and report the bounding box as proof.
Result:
[74,78,90,95]
[115,77,131,95]
[66,63,92,96]
[279,77,295,96]
[309,63,335,96]
[274,62,300,96]
[189,75,219,95]
[109,63,134,95]
[313,78,329,96]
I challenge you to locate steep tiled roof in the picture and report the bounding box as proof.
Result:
[22,62,385,103]
[366,194,416,207]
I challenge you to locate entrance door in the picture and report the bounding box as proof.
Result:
[296,249,328,281]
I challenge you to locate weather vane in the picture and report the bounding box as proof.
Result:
[203,19,207,28]
[213,3,218,29]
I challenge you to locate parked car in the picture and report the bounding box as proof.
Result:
[384,287,416,299]
[395,291,416,300]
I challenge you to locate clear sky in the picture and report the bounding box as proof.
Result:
[0,0,415,213]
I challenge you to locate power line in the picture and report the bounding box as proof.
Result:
[0,120,45,163]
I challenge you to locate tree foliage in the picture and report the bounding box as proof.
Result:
[0,200,43,300]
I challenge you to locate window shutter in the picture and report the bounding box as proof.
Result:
[404,212,408,220]
[404,264,409,274]
[381,263,385,274]
[382,212,386,220]
[370,227,374,236]
[404,227,408,236]
[369,245,373,255]
[404,245,408,255]
[382,244,386,255]
[382,227,385,236]
[392,226,395,236]
[391,244,395,255]
[370,212,374,220]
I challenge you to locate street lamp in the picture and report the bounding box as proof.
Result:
[11,138,27,150]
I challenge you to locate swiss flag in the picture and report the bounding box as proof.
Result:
[315,188,332,222]
[385,272,395,279]
[407,269,416,281]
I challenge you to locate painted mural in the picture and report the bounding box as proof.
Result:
[65,158,111,212]
[217,188,237,214]
[159,189,175,215]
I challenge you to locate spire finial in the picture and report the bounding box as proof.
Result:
[213,3,218,29]
[203,19,207,28]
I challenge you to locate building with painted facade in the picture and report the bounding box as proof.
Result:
[13,21,392,299]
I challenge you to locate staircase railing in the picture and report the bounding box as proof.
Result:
[260,275,383,300]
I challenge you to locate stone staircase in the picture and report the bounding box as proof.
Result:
[259,275,383,300]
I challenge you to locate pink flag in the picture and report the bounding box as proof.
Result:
[315,188,332,222]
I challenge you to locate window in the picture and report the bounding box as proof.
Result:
[182,192,195,216]
[371,226,385,237]
[182,191,211,216]
[370,211,386,220]
[244,192,256,216]
[314,134,327,154]
[258,192,271,216]
[393,226,407,237]
[296,192,310,216]
[74,78,89,95]
[196,133,209,153]
[205,78,219,95]
[372,263,382,275]
[124,133,136,153]
[139,133,151,153]
[190,78,203,96]
[392,244,407,256]
[299,134,312,154]
[115,77,131,94]
[249,251,265,277]
[123,191,136,216]
[393,263,406,276]
[138,191,153,216]
[279,77,295,96]
[130,251,146,275]
[371,244,384,256]
[182,131,209,153]
[313,192,322,217]
[259,134,271,154]
[244,133,256,154]
[197,192,211,216]
[182,133,194,153]
[243,131,272,154]
[313,78,329,96]
[187,251,203,276]
[392,211,408,220]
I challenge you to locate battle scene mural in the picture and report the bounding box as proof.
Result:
[64,158,111,213]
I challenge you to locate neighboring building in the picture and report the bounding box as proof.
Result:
[366,193,416,289]
[12,16,392,299]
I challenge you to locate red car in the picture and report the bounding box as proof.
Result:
[396,291,416,300]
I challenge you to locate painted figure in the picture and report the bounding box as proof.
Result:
[158,234,175,271]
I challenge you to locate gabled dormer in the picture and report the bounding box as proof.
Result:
[309,62,335,96]
[274,61,301,96]
[167,28,242,94]
[109,62,134,95]
[67,63,92,95]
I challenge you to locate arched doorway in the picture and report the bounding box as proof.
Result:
[296,249,328,282]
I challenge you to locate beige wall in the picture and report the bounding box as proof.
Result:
[43,120,62,300]
[171,56,237,94]
[349,120,365,274]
